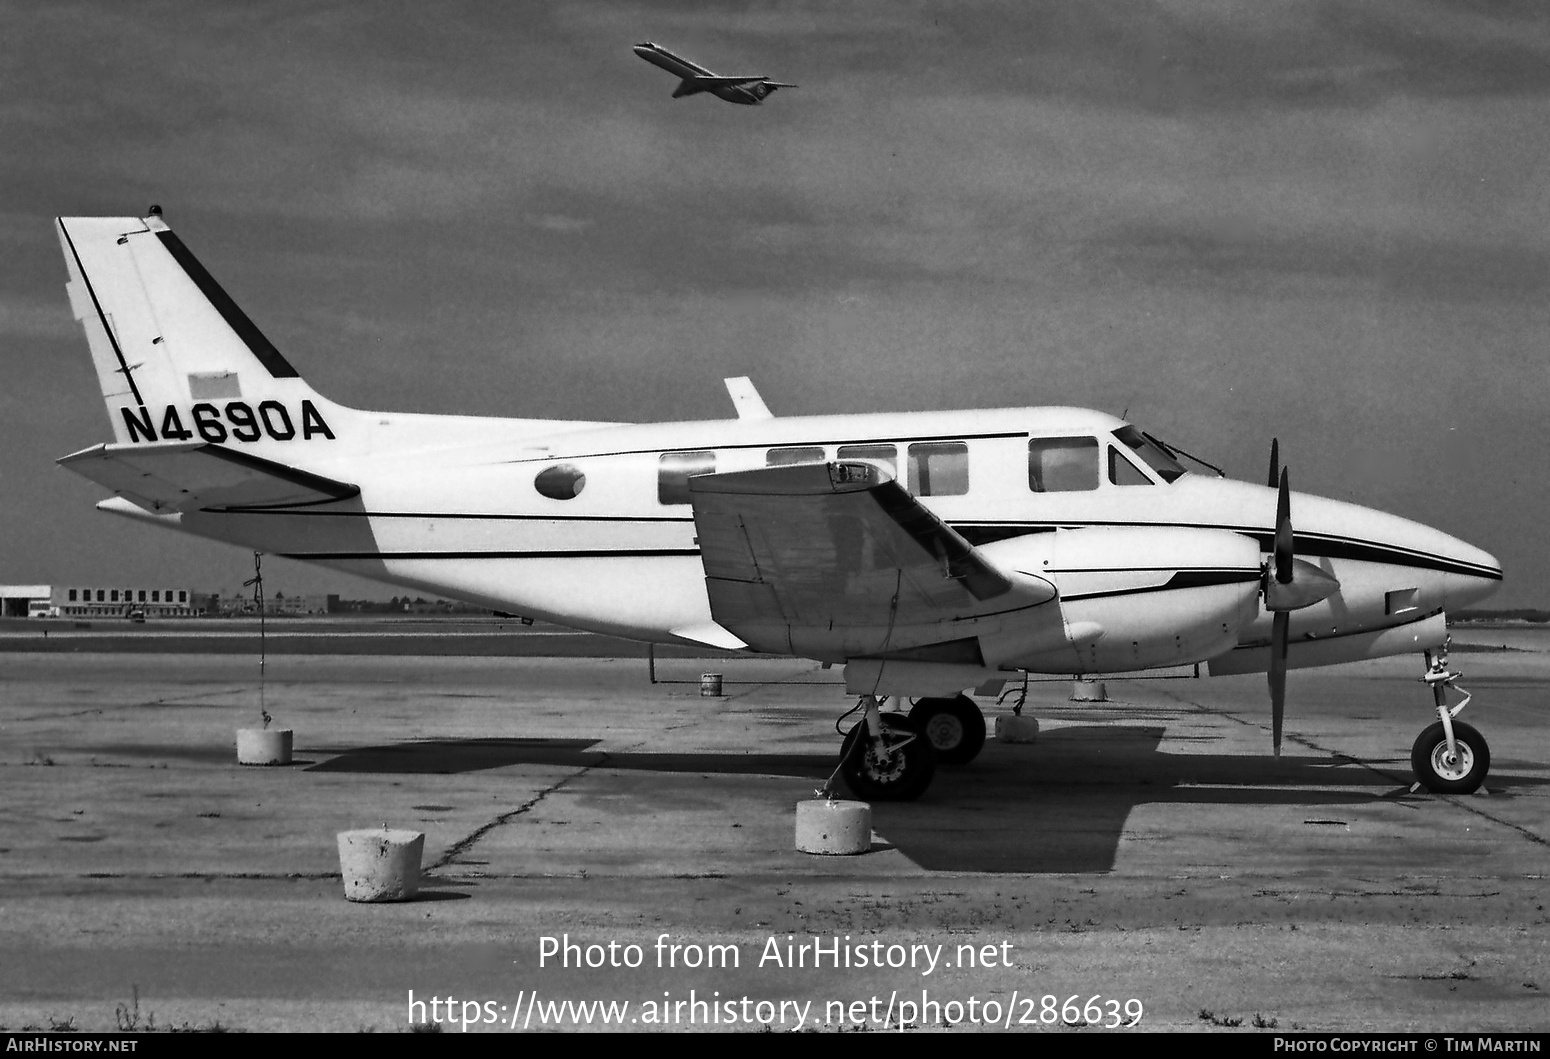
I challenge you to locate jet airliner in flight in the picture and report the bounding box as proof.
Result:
[633,41,796,105]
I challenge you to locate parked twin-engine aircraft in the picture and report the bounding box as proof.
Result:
[632,41,796,104]
[54,213,1502,801]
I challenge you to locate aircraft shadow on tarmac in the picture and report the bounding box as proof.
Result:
[297,725,1522,873]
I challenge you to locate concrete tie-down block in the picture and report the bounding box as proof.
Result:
[337,828,425,902]
[1070,679,1108,702]
[995,714,1041,742]
[795,799,872,855]
[236,728,292,765]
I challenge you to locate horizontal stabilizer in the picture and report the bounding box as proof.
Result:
[58,440,359,513]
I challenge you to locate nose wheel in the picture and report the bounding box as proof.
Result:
[1411,645,1490,794]
[1411,720,1489,795]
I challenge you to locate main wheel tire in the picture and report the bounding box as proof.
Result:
[1411,720,1490,795]
[839,713,936,802]
[908,694,987,765]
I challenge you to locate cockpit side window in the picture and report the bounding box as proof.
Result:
[1108,446,1153,486]
[1029,437,1099,492]
[1112,425,1186,483]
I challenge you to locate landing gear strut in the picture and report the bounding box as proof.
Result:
[1411,645,1490,794]
[825,695,937,801]
[908,694,987,764]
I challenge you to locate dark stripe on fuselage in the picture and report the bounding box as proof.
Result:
[239,512,1495,581]
[279,549,703,561]
[155,229,300,379]
[511,430,1030,466]
[1245,530,1500,580]
[58,220,145,407]
[955,522,1500,581]
[213,509,694,523]
[1058,568,1262,602]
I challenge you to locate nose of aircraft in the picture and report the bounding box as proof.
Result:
[1441,535,1503,610]
[1294,491,1502,612]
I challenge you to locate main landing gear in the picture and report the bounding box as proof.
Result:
[820,693,991,801]
[824,695,938,801]
[907,694,988,765]
[1411,645,1490,795]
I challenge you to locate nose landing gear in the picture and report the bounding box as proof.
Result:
[1411,645,1490,794]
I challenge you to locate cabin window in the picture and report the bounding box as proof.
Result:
[96,590,105,602]
[658,451,716,505]
[178,591,187,603]
[1108,447,1154,486]
[534,463,587,500]
[68,590,77,602]
[766,446,826,467]
[908,442,969,496]
[836,443,897,475]
[152,591,160,602]
[1028,437,1099,492]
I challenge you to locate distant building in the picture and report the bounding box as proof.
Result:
[1,584,196,619]
[0,585,53,619]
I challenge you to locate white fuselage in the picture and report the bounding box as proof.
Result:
[109,402,1502,675]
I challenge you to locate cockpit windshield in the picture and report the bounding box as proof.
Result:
[1113,425,1187,483]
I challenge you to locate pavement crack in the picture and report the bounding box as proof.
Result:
[1150,685,1548,846]
[1426,791,1549,848]
[430,763,596,870]
[12,687,254,723]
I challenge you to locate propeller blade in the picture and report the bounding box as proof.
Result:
[1268,457,1291,755]
[1274,468,1293,585]
[1268,438,1279,490]
[1269,610,1289,755]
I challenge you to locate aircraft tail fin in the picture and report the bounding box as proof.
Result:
[56,212,347,450]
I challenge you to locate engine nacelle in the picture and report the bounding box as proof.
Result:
[978,526,1263,673]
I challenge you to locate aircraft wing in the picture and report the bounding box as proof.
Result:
[688,462,1055,647]
[58,440,360,513]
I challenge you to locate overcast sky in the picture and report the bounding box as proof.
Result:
[2,1,1546,607]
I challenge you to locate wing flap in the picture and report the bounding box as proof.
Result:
[58,440,360,512]
[689,462,1055,644]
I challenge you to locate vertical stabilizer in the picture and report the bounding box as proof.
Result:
[56,213,346,452]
